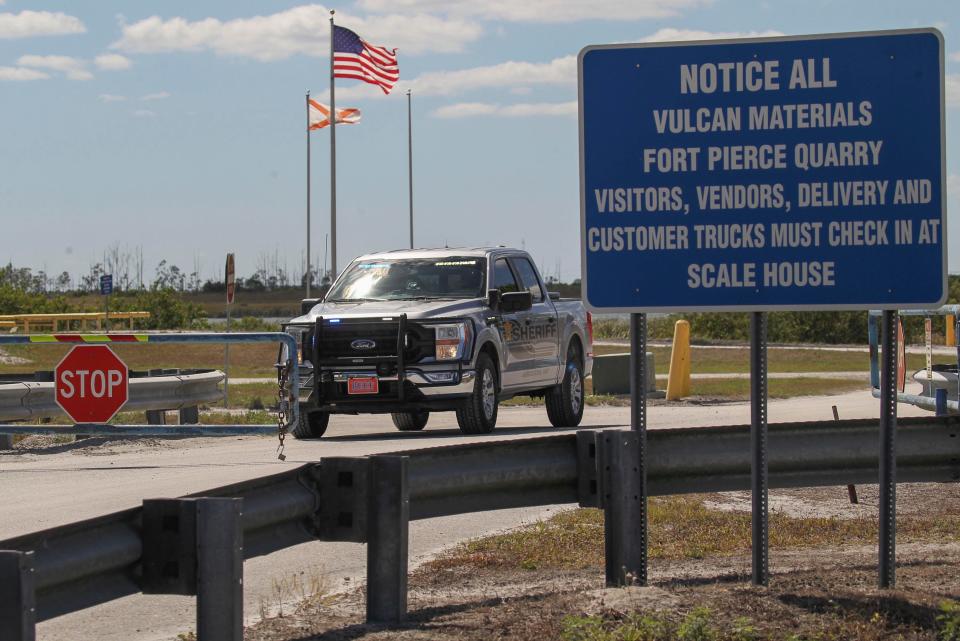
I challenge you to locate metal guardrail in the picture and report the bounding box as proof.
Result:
[0,370,224,423]
[868,306,960,414]
[0,332,298,440]
[1,416,958,640]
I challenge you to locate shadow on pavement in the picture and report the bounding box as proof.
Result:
[320,424,622,442]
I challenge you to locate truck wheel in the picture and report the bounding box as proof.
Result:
[391,411,429,431]
[292,409,329,439]
[456,352,498,434]
[546,344,585,427]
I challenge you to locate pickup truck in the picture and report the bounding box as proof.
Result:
[282,247,593,438]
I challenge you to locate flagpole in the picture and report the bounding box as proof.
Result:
[329,10,338,277]
[306,90,311,298]
[407,89,414,249]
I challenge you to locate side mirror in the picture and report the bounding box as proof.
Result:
[548,291,561,301]
[300,298,321,316]
[487,289,501,309]
[500,291,533,313]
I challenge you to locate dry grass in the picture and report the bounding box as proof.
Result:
[425,496,960,574]
[0,342,280,378]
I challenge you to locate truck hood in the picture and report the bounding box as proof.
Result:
[288,298,486,324]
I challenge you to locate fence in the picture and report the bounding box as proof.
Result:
[0,312,151,333]
[2,415,958,641]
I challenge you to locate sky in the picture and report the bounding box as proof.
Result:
[1,0,959,285]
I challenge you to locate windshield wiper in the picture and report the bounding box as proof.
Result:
[389,296,458,301]
[327,297,386,302]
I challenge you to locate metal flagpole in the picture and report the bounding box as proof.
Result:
[329,10,338,277]
[306,91,311,298]
[407,89,414,249]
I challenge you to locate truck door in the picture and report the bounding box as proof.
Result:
[509,256,561,385]
[492,257,535,389]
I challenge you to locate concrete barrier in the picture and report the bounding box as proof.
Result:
[591,352,655,395]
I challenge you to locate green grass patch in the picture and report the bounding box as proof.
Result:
[689,377,865,400]
[594,344,952,376]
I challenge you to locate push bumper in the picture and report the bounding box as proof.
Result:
[297,366,476,412]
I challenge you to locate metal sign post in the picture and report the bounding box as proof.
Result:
[224,254,235,408]
[100,274,113,332]
[629,312,648,584]
[750,312,768,585]
[580,29,945,589]
[879,310,898,587]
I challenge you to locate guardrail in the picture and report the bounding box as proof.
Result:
[0,370,224,424]
[0,332,298,443]
[2,415,958,641]
[868,306,960,414]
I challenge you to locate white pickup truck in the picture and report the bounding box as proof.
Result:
[283,247,593,438]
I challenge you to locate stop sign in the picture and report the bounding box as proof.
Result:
[55,345,129,423]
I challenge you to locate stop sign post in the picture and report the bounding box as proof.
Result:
[55,345,129,423]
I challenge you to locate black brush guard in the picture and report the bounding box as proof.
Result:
[310,314,452,407]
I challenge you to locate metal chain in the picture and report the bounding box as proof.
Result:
[276,358,290,461]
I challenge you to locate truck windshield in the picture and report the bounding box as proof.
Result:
[326,257,487,301]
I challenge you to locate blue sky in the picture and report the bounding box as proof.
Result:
[1,0,959,285]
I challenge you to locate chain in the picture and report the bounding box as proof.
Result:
[276,357,290,461]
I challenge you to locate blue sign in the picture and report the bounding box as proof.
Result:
[100,274,113,296]
[579,30,945,312]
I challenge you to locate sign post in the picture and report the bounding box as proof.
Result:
[55,345,129,423]
[224,253,235,408]
[580,29,945,588]
[100,274,113,332]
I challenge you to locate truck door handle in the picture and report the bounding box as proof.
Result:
[547,317,555,323]
[524,319,532,326]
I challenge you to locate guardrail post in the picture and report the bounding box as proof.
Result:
[179,406,200,425]
[366,455,409,623]
[0,550,36,641]
[146,409,166,425]
[0,434,13,449]
[196,498,243,641]
[599,430,644,587]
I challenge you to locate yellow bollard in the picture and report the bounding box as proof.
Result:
[947,315,956,346]
[666,320,691,400]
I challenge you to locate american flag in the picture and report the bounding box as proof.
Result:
[332,25,399,95]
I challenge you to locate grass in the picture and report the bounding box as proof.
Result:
[424,496,960,574]
[594,344,954,376]
[0,342,281,378]
[689,377,866,400]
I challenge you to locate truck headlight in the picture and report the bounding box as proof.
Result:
[283,326,308,364]
[434,322,471,361]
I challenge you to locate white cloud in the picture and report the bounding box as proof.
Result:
[0,66,48,81]
[140,91,170,101]
[94,53,132,70]
[356,0,708,23]
[112,5,482,61]
[949,52,960,63]
[17,54,92,80]
[0,10,85,39]
[640,27,785,42]
[949,174,960,199]
[98,93,127,102]
[134,109,156,117]
[433,100,576,118]
[337,29,783,101]
[948,74,960,108]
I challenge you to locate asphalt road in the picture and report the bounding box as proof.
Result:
[0,389,929,641]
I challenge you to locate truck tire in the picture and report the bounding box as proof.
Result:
[456,352,498,434]
[391,411,429,431]
[546,343,585,427]
[292,409,329,439]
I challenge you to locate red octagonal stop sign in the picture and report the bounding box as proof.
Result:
[55,345,129,423]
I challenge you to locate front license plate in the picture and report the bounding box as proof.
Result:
[347,377,379,395]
